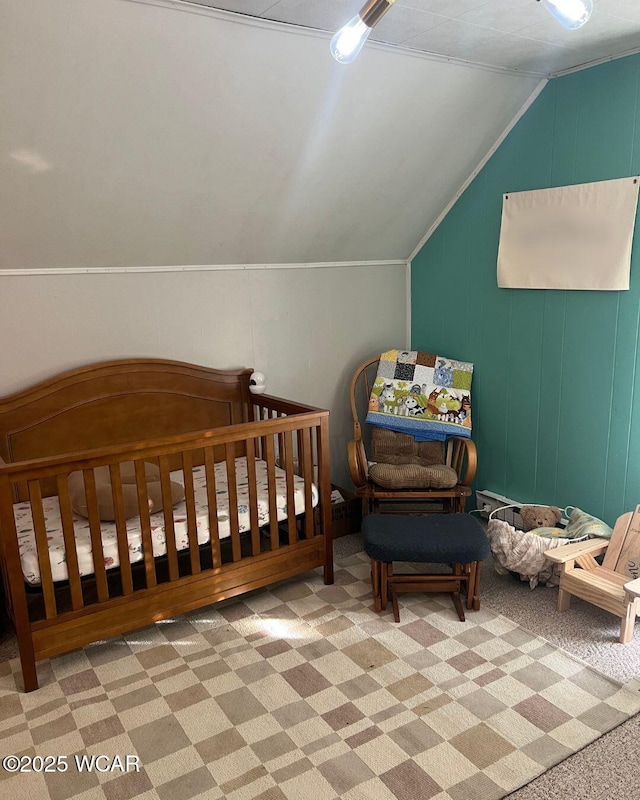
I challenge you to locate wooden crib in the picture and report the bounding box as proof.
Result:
[0,359,333,691]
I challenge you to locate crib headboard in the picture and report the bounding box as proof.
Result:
[0,359,253,476]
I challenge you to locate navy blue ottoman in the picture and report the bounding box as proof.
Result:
[362,514,490,622]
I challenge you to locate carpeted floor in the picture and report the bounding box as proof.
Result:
[335,533,640,800]
[1,540,639,800]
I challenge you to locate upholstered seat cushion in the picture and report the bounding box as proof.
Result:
[362,513,489,564]
[367,426,458,488]
[370,427,445,466]
[368,462,458,489]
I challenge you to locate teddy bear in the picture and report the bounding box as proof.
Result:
[520,505,562,531]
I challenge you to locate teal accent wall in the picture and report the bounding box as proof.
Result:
[411,54,640,524]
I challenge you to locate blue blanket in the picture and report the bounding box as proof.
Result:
[365,349,473,442]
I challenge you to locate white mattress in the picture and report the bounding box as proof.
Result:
[14,457,318,586]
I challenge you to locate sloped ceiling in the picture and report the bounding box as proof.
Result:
[195,0,640,76]
[1,0,541,269]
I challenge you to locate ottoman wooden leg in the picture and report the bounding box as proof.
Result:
[381,562,388,610]
[465,562,475,610]
[371,559,381,612]
[472,561,482,610]
[467,561,482,611]
[391,588,400,623]
[451,591,465,622]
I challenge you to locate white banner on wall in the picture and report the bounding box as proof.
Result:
[497,177,639,290]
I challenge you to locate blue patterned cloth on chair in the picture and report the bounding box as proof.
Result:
[365,349,473,442]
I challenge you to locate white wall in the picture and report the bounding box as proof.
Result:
[0,264,407,486]
[0,0,541,267]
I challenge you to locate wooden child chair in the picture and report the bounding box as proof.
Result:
[545,506,640,643]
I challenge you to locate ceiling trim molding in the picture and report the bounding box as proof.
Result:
[550,45,640,79]
[124,0,547,79]
[406,78,548,264]
[0,260,408,277]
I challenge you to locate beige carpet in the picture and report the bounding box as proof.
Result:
[1,551,639,800]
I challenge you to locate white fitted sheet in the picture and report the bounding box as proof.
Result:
[14,457,318,586]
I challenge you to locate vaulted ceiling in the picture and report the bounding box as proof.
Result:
[3,1,634,270]
[186,0,640,75]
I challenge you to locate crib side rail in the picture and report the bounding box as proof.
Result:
[0,411,327,480]
[0,408,332,635]
[251,395,325,417]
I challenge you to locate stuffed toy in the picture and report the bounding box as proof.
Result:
[520,504,562,532]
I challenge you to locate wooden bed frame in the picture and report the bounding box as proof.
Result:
[0,359,333,691]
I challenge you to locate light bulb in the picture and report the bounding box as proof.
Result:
[330,0,395,64]
[330,15,371,64]
[539,0,593,30]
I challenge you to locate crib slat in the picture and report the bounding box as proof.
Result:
[277,426,286,479]
[83,469,109,602]
[297,430,304,478]
[301,428,314,539]
[260,406,269,461]
[264,434,279,550]
[109,464,134,596]
[28,480,57,619]
[182,451,200,575]
[158,456,179,582]
[245,438,260,556]
[283,430,296,546]
[225,444,242,562]
[56,475,84,610]
[203,448,222,569]
[134,461,156,589]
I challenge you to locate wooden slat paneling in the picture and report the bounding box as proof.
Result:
[411,57,640,525]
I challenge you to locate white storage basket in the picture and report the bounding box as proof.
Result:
[486,504,587,589]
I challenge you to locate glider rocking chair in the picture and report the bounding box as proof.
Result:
[347,356,477,516]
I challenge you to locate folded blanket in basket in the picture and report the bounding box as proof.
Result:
[487,518,571,589]
[365,349,473,442]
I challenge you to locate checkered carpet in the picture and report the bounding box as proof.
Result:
[1,551,639,800]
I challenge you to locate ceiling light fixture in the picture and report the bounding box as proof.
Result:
[538,0,593,30]
[330,0,395,65]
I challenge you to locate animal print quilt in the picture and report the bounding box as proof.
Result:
[365,349,473,442]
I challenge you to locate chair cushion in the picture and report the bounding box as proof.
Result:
[368,462,458,490]
[370,427,444,467]
[363,513,490,564]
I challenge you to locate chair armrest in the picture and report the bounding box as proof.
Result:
[446,437,477,486]
[544,537,610,563]
[624,577,640,600]
[347,439,369,489]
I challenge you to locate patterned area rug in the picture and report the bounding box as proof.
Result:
[1,552,640,800]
